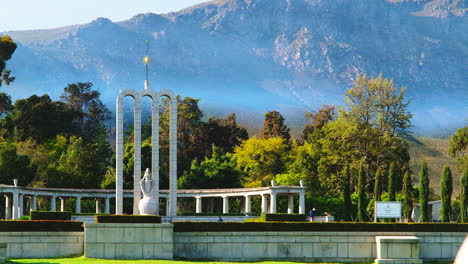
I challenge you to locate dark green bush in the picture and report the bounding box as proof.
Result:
[95,215,161,223]
[260,213,306,222]
[173,221,468,232]
[30,211,71,220]
[18,215,31,220]
[0,220,83,232]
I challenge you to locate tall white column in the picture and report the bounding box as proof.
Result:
[60,197,66,212]
[299,192,305,214]
[133,96,142,215]
[50,196,56,212]
[195,196,202,214]
[151,96,160,214]
[222,196,229,214]
[168,95,178,217]
[244,195,251,214]
[12,191,19,219]
[4,195,11,219]
[96,199,102,214]
[75,196,81,214]
[115,94,125,214]
[104,197,110,214]
[261,194,268,214]
[18,194,24,218]
[287,195,294,214]
[270,193,277,213]
[30,195,37,211]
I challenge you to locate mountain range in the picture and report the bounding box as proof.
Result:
[2,0,468,136]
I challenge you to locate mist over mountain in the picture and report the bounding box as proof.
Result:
[3,0,467,136]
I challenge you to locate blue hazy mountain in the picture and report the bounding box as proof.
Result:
[3,0,468,136]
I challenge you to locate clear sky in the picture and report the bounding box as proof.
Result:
[0,0,208,32]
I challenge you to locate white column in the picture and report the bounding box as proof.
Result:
[4,195,11,219]
[168,96,178,217]
[12,191,19,219]
[270,193,277,213]
[287,195,294,214]
[75,196,81,214]
[60,197,66,212]
[116,94,124,214]
[195,196,202,214]
[18,194,24,218]
[30,195,37,211]
[222,196,229,214]
[104,197,110,214]
[261,194,268,214]
[50,196,56,212]
[151,96,160,214]
[133,96,142,215]
[299,192,305,214]
[244,195,251,214]
[95,199,102,214]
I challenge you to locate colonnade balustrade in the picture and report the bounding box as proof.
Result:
[0,184,306,219]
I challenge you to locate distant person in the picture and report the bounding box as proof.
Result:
[309,208,316,222]
[218,216,223,222]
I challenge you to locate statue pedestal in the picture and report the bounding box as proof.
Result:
[138,196,158,215]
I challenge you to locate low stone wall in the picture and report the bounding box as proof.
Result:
[85,223,173,259]
[174,231,466,262]
[0,232,83,258]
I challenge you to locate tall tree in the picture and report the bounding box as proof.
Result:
[303,105,335,140]
[440,166,453,222]
[388,163,396,201]
[460,166,468,223]
[262,111,290,142]
[0,36,17,87]
[402,170,413,222]
[342,164,352,221]
[0,142,36,186]
[374,167,383,201]
[419,161,430,222]
[357,162,366,222]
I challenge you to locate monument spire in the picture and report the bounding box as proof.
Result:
[143,40,151,89]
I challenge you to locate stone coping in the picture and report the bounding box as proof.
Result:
[86,223,173,228]
[377,236,420,243]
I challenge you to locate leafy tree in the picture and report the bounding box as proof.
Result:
[402,170,413,221]
[234,137,289,187]
[262,111,290,142]
[448,126,468,168]
[0,36,17,86]
[440,166,453,222]
[460,166,468,223]
[177,145,243,189]
[342,164,352,221]
[0,142,36,186]
[202,113,248,153]
[374,167,383,201]
[357,163,366,222]
[303,105,335,140]
[388,163,396,201]
[419,161,430,222]
[0,93,12,116]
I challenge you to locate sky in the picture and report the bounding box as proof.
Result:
[0,0,208,32]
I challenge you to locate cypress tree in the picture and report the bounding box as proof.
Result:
[388,163,396,201]
[461,166,468,223]
[440,166,453,222]
[357,163,366,222]
[402,170,413,222]
[419,161,430,222]
[342,164,352,221]
[374,167,382,202]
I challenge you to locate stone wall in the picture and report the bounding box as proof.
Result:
[174,231,466,262]
[85,223,173,259]
[0,232,83,258]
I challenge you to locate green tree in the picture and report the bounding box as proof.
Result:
[357,163,366,222]
[0,142,36,186]
[0,36,17,86]
[460,166,468,223]
[388,163,396,201]
[419,161,430,222]
[402,170,413,221]
[262,111,290,142]
[448,126,468,168]
[202,113,248,153]
[303,105,335,140]
[374,167,383,201]
[342,164,352,221]
[440,166,453,222]
[177,145,243,189]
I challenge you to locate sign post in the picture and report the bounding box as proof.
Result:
[374,201,402,222]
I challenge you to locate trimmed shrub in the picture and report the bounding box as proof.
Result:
[244,218,262,222]
[95,215,161,223]
[260,213,306,222]
[173,221,468,233]
[0,220,83,232]
[177,213,246,216]
[30,211,71,220]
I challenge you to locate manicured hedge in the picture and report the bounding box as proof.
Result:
[178,213,247,216]
[260,213,306,222]
[30,211,72,220]
[0,220,83,232]
[173,221,468,232]
[95,215,161,223]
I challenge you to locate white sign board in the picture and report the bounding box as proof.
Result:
[375,201,402,218]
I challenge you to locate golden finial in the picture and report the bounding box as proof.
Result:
[143,40,151,89]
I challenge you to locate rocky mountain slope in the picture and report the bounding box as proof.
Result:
[3,0,467,136]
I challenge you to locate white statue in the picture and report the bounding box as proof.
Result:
[138,168,158,215]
